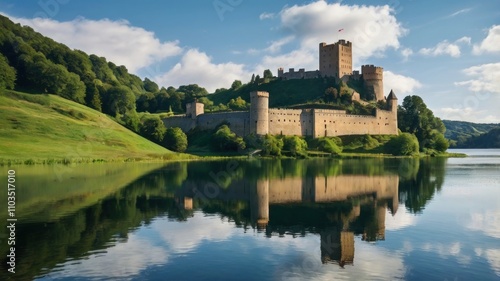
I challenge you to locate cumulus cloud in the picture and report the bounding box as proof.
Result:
[154,49,250,92]
[473,25,500,54]
[383,71,422,96]
[385,206,417,231]
[455,62,500,94]
[259,12,275,20]
[154,212,236,254]
[419,40,462,57]
[5,14,182,72]
[401,48,413,61]
[277,1,406,64]
[49,234,168,279]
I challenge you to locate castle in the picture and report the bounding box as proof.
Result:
[278,40,385,101]
[163,40,398,138]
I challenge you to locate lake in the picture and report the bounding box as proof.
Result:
[1,149,499,280]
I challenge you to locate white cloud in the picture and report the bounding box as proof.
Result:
[456,36,472,45]
[401,48,413,61]
[154,49,250,92]
[5,14,182,73]
[419,40,462,58]
[455,62,500,94]
[277,1,407,65]
[154,212,236,254]
[473,25,500,54]
[446,8,472,18]
[48,234,168,279]
[383,71,422,96]
[468,209,500,239]
[385,206,417,231]
[486,249,500,277]
[259,12,275,20]
[265,36,295,53]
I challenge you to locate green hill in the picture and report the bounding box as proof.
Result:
[0,90,178,164]
[443,120,499,147]
[207,77,367,108]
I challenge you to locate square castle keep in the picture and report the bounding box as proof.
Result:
[163,40,398,138]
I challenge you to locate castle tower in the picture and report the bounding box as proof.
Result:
[277,67,284,78]
[250,91,269,136]
[250,179,269,229]
[319,40,353,79]
[361,65,384,101]
[387,90,398,132]
[186,100,204,119]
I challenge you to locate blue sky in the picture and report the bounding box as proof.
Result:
[1,0,499,123]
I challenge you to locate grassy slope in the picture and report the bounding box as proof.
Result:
[0,90,176,162]
[208,78,335,107]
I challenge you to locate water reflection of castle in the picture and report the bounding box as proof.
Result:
[176,174,399,267]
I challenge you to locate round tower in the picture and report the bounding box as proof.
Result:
[250,91,269,136]
[361,65,384,101]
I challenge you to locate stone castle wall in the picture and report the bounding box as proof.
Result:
[163,90,398,138]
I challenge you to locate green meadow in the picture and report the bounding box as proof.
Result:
[0,90,187,164]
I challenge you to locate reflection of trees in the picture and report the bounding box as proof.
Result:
[0,166,190,281]
[398,158,446,213]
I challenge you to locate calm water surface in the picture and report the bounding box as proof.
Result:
[1,150,499,280]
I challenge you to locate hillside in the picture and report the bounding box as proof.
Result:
[0,90,177,163]
[207,77,366,108]
[455,128,500,148]
[443,120,499,147]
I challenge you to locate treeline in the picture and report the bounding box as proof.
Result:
[0,15,212,151]
[457,128,500,148]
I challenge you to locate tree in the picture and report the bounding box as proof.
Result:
[283,136,308,157]
[250,74,255,84]
[0,53,16,90]
[317,137,342,154]
[178,84,208,100]
[143,78,159,93]
[324,87,338,102]
[385,133,419,156]
[211,125,246,151]
[227,96,249,111]
[163,127,188,152]
[398,95,447,152]
[263,69,273,79]
[231,80,242,90]
[140,115,166,143]
[261,134,283,156]
[102,86,136,116]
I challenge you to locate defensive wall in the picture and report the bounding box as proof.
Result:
[163,90,398,138]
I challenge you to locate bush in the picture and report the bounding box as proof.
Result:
[385,133,419,156]
[139,115,166,143]
[283,136,308,157]
[317,137,342,154]
[261,134,283,156]
[163,127,188,152]
[211,125,246,152]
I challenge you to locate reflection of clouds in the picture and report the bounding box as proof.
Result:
[421,242,471,265]
[385,205,417,231]
[153,212,235,254]
[475,247,500,277]
[486,249,500,277]
[44,234,168,280]
[254,234,406,281]
[468,209,500,239]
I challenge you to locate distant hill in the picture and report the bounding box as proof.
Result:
[443,120,500,148]
[458,128,500,148]
[0,90,175,163]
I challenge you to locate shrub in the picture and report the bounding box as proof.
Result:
[283,136,308,157]
[385,133,419,156]
[163,127,188,152]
